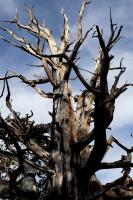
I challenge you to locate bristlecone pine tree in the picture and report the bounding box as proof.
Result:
[0,1,133,200]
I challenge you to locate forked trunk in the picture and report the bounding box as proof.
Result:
[46,67,102,200]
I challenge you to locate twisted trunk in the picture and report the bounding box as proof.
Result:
[46,66,102,200]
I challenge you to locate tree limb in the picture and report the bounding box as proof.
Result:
[99,162,133,170]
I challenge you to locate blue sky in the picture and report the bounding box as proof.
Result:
[0,0,133,184]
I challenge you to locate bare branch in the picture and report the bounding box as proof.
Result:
[42,57,56,86]
[112,136,133,153]
[67,0,93,63]
[110,58,126,92]
[0,3,132,199]
[2,98,50,161]
[70,25,93,62]
[78,67,97,75]
[60,8,70,52]
[72,62,99,94]
[0,34,42,59]
[88,172,133,200]
[0,7,58,55]
[78,0,91,40]
[106,9,123,50]
[0,26,26,43]
[112,83,133,99]
[99,162,133,170]
[0,113,24,185]
[96,25,106,52]
[0,74,49,84]
[17,14,58,54]
[0,148,53,175]
[0,72,54,98]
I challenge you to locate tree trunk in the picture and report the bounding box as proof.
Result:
[0,2,133,200]
[45,66,102,200]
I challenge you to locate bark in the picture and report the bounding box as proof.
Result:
[0,2,133,200]
[49,64,78,199]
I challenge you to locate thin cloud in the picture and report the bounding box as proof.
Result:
[0,0,17,16]
[0,82,52,124]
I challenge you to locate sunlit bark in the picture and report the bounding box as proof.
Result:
[0,1,133,200]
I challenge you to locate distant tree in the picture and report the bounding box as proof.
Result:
[0,1,133,200]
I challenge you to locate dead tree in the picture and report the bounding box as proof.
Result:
[0,1,133,199]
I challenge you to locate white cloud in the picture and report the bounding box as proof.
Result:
[0,82,52,124]
[111,91,133,129]
[0,0,17,16]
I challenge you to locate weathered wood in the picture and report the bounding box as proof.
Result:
[0,2,133,200]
